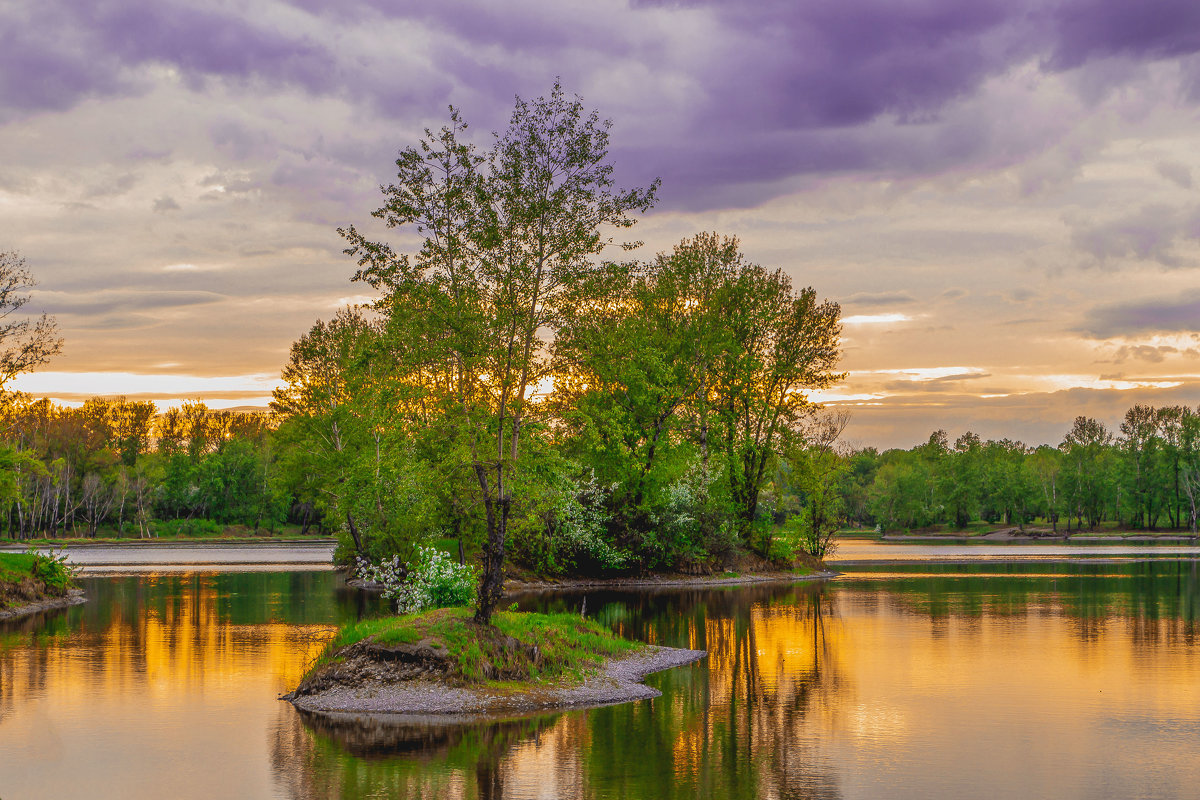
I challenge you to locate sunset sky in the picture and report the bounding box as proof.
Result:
[3,0,1199,448]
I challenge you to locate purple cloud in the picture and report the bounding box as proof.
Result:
[7,0,1200,211]
[1070,204,1200,268]
[1079,290,1200,337]
[1048,0,1200,68]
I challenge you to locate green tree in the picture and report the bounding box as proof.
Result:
[707,241,843,551]
[1060,416,1112,530]
[784,410,851,557]
[553,236,734,568]
[340,84,658,623]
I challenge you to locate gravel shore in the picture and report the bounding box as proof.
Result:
[0,589,86,622]
[288,644,707,717]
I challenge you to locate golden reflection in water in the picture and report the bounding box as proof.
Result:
[285,583,1200,799]
[6,574,1200,799]
[0,572,335,800]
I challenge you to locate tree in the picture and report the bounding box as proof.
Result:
[340,83,658,624]
[1178,407,1200,533]
[706,237,843,550]
[552,237,734,567]
[785,409,851,558]
[1060,416,1112,530]
[1118,404,1160,528]
[0,251,63,405]
[1029,445,1063,531]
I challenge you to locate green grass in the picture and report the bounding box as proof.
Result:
[0,552,69,609]
[0,553,37,583]
[308,607,640,686]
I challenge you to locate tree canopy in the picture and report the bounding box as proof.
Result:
[271,86,845,622]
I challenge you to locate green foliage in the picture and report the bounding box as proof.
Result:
[836,404,1200,535]
[152,518,224,538]
[23,546,77,595]
[0,395,286,541]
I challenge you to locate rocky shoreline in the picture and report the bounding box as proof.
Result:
[0,589,87,622]
[287,644,707,718]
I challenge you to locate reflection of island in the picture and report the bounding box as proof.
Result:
[273,707,563,799]
[275,582,847,800]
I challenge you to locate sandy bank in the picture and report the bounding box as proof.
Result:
[880,530,1199,544]
[287,644,706,718]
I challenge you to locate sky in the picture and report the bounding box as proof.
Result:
[2,0,1199,449]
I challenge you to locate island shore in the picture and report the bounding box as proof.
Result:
[287,643,706,717]
[347,565,840,594]
[0,589,86,621]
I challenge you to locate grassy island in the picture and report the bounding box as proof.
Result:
[288,608,706,716]
[300,608,638,687]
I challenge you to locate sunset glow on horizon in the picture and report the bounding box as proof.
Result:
[4,0,1199,448]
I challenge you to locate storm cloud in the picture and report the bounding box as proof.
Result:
[5,0,1200,207]
[4,0,1200,440]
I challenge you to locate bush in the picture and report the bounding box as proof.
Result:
[26,547,78,595]
[357,545,476,614]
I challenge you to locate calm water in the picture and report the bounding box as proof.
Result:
[3,559,1200,798]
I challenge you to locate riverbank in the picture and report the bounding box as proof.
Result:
[879,528,1199,543]
[503,566,840,593]
[0,589,86,621]
[5,540,339,573]
[286,607,707,717]
[0,552,84,621]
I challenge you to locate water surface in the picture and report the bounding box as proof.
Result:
[2,561,1200,798]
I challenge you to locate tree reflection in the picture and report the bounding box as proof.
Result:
[277,582,846,799]
[272,706,563,799]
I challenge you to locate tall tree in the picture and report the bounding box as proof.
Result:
[710,245,843,549]
[1060,416,1112,530]
[341,83,658,623]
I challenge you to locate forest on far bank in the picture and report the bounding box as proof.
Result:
[2,393,1197,552]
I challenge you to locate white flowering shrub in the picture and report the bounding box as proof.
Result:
[356,546,476,614]
[558,474,628,570]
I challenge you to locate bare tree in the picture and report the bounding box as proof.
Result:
[0,251,63,403]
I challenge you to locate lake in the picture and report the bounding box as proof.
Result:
[2,550,1200,798]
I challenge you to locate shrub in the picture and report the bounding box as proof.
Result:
[357,545,476,614]
[26,546,78,595]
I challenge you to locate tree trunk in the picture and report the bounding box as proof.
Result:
[473,465,507,626]
[345,511,363,553]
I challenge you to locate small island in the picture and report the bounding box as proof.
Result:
[0,551,84,621]
[285,607,706,717]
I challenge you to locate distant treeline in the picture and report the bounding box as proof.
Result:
[5,392,1196,549]
[0,397,296,539]
[836,406,1200,533]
